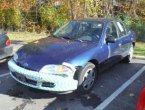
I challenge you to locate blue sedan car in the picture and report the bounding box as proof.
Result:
[8,18,136,94]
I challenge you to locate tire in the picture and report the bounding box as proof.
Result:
[76,62,98,94]
[123,44,134,63]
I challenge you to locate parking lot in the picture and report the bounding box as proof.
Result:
[0,44,145,110]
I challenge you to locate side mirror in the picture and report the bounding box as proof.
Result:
[106,35,116,43]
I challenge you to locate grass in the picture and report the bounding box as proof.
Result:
[134,42,145,56]
[7,32,145,56]
[8,32,48,43]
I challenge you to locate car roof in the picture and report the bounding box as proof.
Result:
[73,18,114,23]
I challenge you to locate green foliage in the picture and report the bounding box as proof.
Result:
[5,7,21,28]
[0,9,5,25]
[0,7,21,29]
[115,14,132,26]
[39,6,67,30]
[130,19,145,41]
[134,42,145,56]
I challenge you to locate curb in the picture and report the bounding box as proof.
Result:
[133,55,145,60]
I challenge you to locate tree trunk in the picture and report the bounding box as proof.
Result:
[83,0,87,18]
[128,0,138,18]
[70,0,75,20]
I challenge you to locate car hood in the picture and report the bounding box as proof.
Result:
[15,37,98,71]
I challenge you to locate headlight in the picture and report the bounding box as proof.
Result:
[13,53,18,62]
[39,63,76,77]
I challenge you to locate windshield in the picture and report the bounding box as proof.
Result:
[53,21,103,42]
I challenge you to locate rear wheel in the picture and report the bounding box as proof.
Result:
[76,62,97,94]
[123,44,134,63]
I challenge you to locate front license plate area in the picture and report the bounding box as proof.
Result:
[14,73,26,82]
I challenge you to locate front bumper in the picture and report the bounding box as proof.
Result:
[8,60,78,92]
[0,45,13,60]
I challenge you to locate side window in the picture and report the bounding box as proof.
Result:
[116,22,127,37]
[106,22,118,39]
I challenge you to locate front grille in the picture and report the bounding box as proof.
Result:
[11,72,37,86]
[12,72,26,82]
[42,82,55,88]
[11,72,55,88]
[26,78,37,85]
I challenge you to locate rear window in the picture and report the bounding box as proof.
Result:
[116,22,128,37]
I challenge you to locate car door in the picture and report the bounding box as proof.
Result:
[115,21,131,57]
[105,21,122,61]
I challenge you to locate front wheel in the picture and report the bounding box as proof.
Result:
[123,44,134,63]
[76,62,98,94]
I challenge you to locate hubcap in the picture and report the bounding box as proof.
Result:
[82,68,95,90]
[129,45,133,61]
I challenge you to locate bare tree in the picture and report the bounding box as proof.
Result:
[128,0,138,18]
[70,0,75,19]
[82,0,87,18]
[102,0,114,17]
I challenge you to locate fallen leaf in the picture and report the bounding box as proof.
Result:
[56,108,62,110]
[129,93,135,97]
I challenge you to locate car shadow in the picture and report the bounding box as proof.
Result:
[5,81,102,110]
[0,59,144,110]
[0,59,9,74]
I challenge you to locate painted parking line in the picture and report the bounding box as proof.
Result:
[0,73,9,78]
[95,66,145,110]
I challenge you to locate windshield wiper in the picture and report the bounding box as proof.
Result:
[54,35,85,42]
[62,36,72,40]
[52,35,73,40]
[52,34,59,38]
[63,36,86,42]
